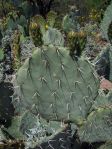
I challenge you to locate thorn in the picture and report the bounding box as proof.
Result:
[68,113,70,120]
[40,76,48,86]
[61,64,65,71]
[83,96,88,105]
[50,104,53,108]
[67,103,70,112]
[57,79,62,88]
[32,91,41,99]
[51,91,59,100]
[77,68,84,75]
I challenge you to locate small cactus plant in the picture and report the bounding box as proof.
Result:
[16,29,99,125]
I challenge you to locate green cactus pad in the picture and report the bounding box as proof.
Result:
[16,45,99,124]
[6,116,24,139]
[79,107,112,142]
[43,28,64,46]
[33,125,72,149]
[5,110,62,143]
[47,11,57,27]
[91,91,112,110]
[62,13,80,33]
[100,0,112,40]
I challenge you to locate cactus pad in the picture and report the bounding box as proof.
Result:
[43,28,64,46]
[16,45,99,124]
[79,107,112,142]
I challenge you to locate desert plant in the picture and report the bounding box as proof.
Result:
[43,27,64,46]
[94,43,112,82]
[62,10,80,33]
[94,43,110,79]
[29,11,57,46]
[67,31,87,59]
[79,107,112,142]
[1,1,112,149]
[14,29,112,147]
[6,11,28,35]
[100,0,112,41]
[16,29,99,125]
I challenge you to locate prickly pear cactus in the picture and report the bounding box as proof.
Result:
[33,125,72,149]
[78,89,112,143]
[43,28,64,46]
[6,111,57,140]
[78,107,112,142]
[100,0,112,41]
[32,11,57,35]
[47,11,57,27]
[94,44,110,79]
[94,43,112,81]
[4,108,67,148]
[91,90,112,110]
[16,43,99,125]
[62,11,80,33]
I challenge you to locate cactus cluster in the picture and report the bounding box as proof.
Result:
[0,1,112,148]
[6,11,27,34]
[12,28,112,149]
[29,11,57,47]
